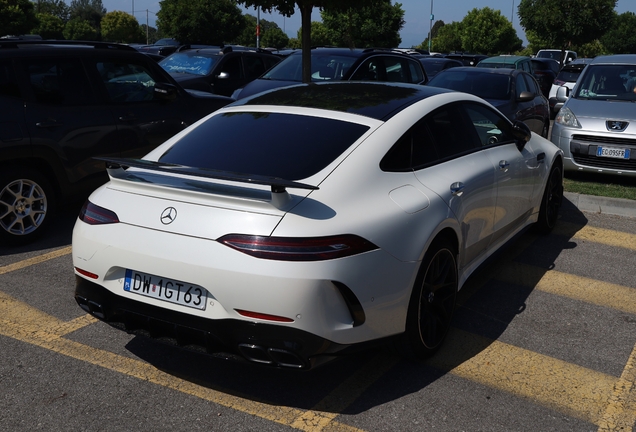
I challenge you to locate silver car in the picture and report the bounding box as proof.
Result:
[551,54,636,177]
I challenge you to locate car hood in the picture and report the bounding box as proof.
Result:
[234,78,300,99]
[566,97,636,121]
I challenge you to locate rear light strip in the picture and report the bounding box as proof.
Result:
[79,201,119,225]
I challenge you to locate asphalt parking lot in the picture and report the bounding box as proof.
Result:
[1,195,635,431]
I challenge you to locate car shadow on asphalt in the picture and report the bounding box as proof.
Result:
[119,197,591,415]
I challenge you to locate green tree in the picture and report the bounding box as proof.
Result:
[418,20,444,51]
[63,17,98,40]
[157,0,244,44]
[432,21,462,53]
[601,11,636,54]
[295,21,333,46]
[32,13,65,39]
[234,14,282,46]
[460,7,522,54]
[575,39,607,58]
[101,11,143,43]
[237,0,386,82]
[320,0,404,48]
[69,0,106,32]
[518,0,617,65]
[34,0,70,22]
[140,25,160,44]
[0,0,39,35]
[261,27,289,48]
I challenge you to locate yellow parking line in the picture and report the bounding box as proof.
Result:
[430,328,618,425]
[0,246,72,275]
[598,343,636,431]
[555,223,636,250]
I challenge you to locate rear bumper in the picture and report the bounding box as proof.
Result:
[75,276,383,369]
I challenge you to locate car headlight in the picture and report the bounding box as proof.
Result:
[555,106,581,128]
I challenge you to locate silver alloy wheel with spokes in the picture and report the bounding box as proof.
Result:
[0,178,48,236]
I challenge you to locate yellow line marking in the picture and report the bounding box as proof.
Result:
[0,246,72,275]
[430,328,618,425]
[0,291,361,431]
[598,342,636,431]
[493,263,636,315]
[555,223,636,250]
[291,352,398,432]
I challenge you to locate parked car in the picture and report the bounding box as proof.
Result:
[551,54,636,177]
[231,47,428,99]
[427,67,551,137]
[548,58,593,118]
[73,81,563,369]
[416,56,463,78]
[476,55,534,73]
[132,38,181,57]
[536,49,577,66]
[530,58,560,98]
[444,53,489,66]
[0,40,233,245]
[159,46,281,96]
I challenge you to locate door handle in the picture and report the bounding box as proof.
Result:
[36,120,61,128]
[499,160,510,172]
[450,182,464,196]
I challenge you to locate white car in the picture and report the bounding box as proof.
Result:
[73,82,564,369]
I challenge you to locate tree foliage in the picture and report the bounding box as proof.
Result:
[34,0,70,22]
[63,17,98,40]
[69,0,106,32]
[0,0,39,36]
[157,0,244,44]
[101,11,143,43]
[518,0,617,55]
[261,27,290,49]
[32,13,65,39]
[460,7,522,54]
[432,21,462,53]
[320,0,404,48]
[234,14,287,47]
[601,11,636,54]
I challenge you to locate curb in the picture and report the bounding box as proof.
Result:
[564,192,636,219]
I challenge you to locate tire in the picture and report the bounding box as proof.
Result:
[535,164,563,234]
[402,237,458,358]
[0,168,55,245]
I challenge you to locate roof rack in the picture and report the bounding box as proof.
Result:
[0,40,137,51]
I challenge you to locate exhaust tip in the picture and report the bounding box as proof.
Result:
[238,343,274,365]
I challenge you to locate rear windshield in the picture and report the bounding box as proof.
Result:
[261,53,357,82]
[428,71,511,100]
[556,67,583,83]
[574,64,636,101]
[158,112,370,180]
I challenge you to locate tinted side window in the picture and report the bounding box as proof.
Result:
[380,119,439,171]
[220,56,243,79]
[523,73,540,95]
[383,57,407,82]
[0,61,21,99]
[408,60,424,83]
[26,59,93,105]
[516,73,529,96]
[424,105,479,160]
[463,103,515,147]
[97,60,157,103]
[243,55,266,80]
[351,58,387,81]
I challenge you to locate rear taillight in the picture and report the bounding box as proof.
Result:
[218,234,378,261]
[79,200,119,225]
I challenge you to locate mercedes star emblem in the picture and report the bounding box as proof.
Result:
[160,207,177,225]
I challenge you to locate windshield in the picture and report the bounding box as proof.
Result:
[261,53,357,82]
[428,71,511,100]
[158,112,370,180]
[159,53,218,76]
[574,64,636,101]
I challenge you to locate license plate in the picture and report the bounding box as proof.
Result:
[597,146,631,159]
[124,269,207,310]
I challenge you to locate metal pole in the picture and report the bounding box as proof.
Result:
[428,0,434,52]
[257,7,261,48]
[511,0,515,23]
[146,10,149,45]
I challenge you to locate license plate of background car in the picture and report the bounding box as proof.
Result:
[597,146,631,159]
[124,269,207,310]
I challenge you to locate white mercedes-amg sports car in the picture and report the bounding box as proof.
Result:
[73,82,563,369]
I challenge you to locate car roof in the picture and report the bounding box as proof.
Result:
[0,39,139,54]
[480,55,529,64]
[437,66,521,76]
[231,81,454,121]
[589,54,636,65]
[286,47,414,58]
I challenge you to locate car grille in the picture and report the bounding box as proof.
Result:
[570,134,636,171]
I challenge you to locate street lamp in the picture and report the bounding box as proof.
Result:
[428,0,434,53]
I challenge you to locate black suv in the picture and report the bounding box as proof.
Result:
[159,46,282,96]
[0,40,233,245]
[232,47,428,99]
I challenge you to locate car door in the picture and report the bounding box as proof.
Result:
[461,102,539,246]
[409,103,498,270]
[0,60,29,155]
[19,56,119,188]
[90,55,192,159]
[212,55,246,96]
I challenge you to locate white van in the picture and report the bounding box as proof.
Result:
[536,49,577,65]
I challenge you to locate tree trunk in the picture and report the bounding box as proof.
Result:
[300,3,313,83]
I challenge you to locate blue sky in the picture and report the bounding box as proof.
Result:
[107,0,634,48]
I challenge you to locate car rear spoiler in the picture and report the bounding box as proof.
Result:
[96,157,318,209]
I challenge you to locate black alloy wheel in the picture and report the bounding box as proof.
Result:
[535,164,563,234]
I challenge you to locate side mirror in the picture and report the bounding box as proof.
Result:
[154,82,178,101]
[217,72,229,79]
[512,120,531,150]
[556,85,569,102]
[518,91,535,102]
